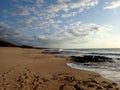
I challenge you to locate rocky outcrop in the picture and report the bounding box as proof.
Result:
[0,40,34,48]
[70,55,114,63]
[19,45,34,48]
[0,40,17,47]
[117,58,120,60]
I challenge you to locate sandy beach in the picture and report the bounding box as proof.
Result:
[0,47,120,90]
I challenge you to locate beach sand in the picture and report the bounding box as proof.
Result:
[0,47,120,90]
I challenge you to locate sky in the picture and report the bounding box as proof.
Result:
[0,0,120,48]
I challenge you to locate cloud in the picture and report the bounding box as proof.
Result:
[48,3,69,13]
[62,22,112,38]
[1,0,115,48]
[61,12,77,18]
[47,0,98,15]
[35,0,44,4]
[104,0,120,9]
[22,0,33,2]
[15,9,31,16]
[0,22,33,45]
[15,16,38,28]
[69,0,98,9]
[1,0,99,24]
[0,20,113,48]
[33,22,113,48]
[57,0,72,3]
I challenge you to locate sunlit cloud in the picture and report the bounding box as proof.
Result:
[104,0,120,9]
[0,0,118,48]
[69,0,98,9]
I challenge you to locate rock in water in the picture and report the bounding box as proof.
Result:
[70,55,114,63]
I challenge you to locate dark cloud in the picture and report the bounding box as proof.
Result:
[0,22,30,45]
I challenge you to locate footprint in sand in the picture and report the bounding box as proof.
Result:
[0,74,6,82]
[59,84,66,90]
[15,67,44,89]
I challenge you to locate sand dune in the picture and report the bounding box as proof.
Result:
[0,47,120,90]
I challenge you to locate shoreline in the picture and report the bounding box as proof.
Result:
[0,47,120,90]
[66,62,120,84]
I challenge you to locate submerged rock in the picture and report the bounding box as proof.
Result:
[70,55,114,63]
[117,58,120,60]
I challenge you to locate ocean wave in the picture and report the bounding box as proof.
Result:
[45,49,120,59]
[67,62,120,83]
[89,52,120,56]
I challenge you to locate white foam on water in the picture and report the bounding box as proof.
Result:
[67,61,120,83]
[48,48,120,83]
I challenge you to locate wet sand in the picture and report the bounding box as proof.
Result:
[0,47,120,90]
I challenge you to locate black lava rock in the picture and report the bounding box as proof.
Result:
[70,55,113,63]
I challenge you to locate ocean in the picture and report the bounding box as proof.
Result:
[46,48,120,83]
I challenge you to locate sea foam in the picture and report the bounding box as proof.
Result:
[67,61,120,83]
